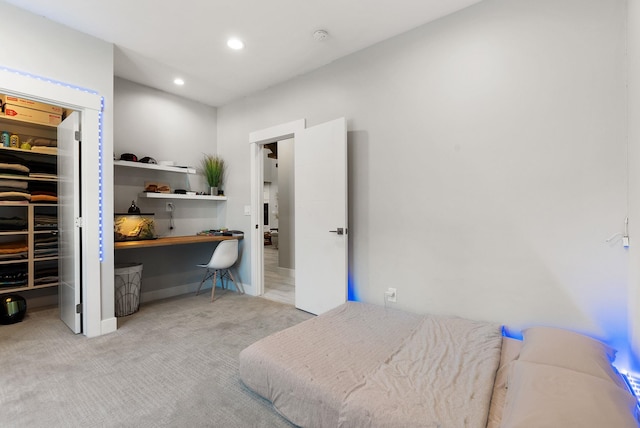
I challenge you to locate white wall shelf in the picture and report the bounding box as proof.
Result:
[114,159,196,174]
[137,192,227,201]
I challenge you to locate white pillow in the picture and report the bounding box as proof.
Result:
[519,326,627,389]
[500,361,639,428]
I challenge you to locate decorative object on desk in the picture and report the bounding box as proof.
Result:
[198,230,220,236]
[201,154,225,196]
[0,294,26,325]
[197,228,241,237]
[128,200,141,214]
[144,181,170,193]
[114,213,157,241]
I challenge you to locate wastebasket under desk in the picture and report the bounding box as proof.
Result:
[114,263,143,317]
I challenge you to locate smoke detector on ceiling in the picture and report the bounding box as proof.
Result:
[313,30,329,41]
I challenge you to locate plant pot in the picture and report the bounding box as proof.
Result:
[210,186,218,196]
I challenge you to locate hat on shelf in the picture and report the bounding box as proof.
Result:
[139,156,157,164]
[119,153,138,162]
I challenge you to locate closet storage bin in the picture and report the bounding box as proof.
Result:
[114,263,143,317]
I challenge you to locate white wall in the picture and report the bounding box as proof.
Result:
[278,138,295,269]
[113,77,218,232]
[218,0,631,358]
[0,1,115,331]
[113,77,222,299]
[263,151,278,228]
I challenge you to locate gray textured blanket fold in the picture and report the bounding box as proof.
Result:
[337,315,503,428]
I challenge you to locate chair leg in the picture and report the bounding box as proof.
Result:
[195,269,209,296]
[211,270,218,302]
[227,269,243,294]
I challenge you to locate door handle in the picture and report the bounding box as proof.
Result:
[329,228,345,235]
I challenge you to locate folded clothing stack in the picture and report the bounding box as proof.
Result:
[29,181,57,203]
[27,157,57,179]
[34,264,58,285]
[0,265,27,288]
[30,137,58,155]
[0,216,27,232]
[0,153,30,202]
[0,239,28,261]
[34,214,57,230]
[34,234,58,258]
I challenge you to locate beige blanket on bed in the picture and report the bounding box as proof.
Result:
[338,315,503,428]
[239,302,502,428]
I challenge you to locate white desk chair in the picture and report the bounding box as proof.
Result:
[195,239,244,301]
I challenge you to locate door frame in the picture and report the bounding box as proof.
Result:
[0,68,107,337]
[249,119,305,296]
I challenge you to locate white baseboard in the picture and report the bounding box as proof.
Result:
[243,281,257,296]
[101,317,117,335]
[140,281,253,301]
[277,267,295,278]
[140,282,199,302]
[26,294,58,309]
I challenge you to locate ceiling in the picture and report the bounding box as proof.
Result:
[5,0,482,107]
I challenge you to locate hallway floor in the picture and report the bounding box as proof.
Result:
[262,245,294,305]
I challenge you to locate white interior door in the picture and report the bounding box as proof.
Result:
[58,111,81,333]
[294,117,348,315]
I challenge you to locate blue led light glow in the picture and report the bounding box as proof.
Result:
[625,373,640,396]
[347,271,359,301]
[98,97,105,262]
[1,66,104,261]
[620,372,640,410]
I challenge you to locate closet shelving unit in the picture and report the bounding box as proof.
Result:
[0,117,59,294]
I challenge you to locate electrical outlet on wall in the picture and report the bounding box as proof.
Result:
[166,202,174,212]
[385,287,397,303]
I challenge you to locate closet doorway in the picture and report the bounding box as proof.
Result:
[0,68,106,337]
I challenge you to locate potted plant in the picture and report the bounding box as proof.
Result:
[201,154,225,195]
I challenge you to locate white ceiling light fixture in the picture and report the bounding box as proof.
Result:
[313,29,329,41]
[174,78,185,86]
[227,38,245,50]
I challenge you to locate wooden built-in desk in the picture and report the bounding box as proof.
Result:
[114,234,242,250]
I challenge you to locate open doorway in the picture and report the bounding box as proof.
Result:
[250,117,348,315]
[249,119,304,300]
[262,140,295,305]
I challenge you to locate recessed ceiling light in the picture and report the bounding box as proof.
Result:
[227,38,244,50]
[174,78,185,86]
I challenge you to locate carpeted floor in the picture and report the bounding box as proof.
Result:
[0,291,313,427]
